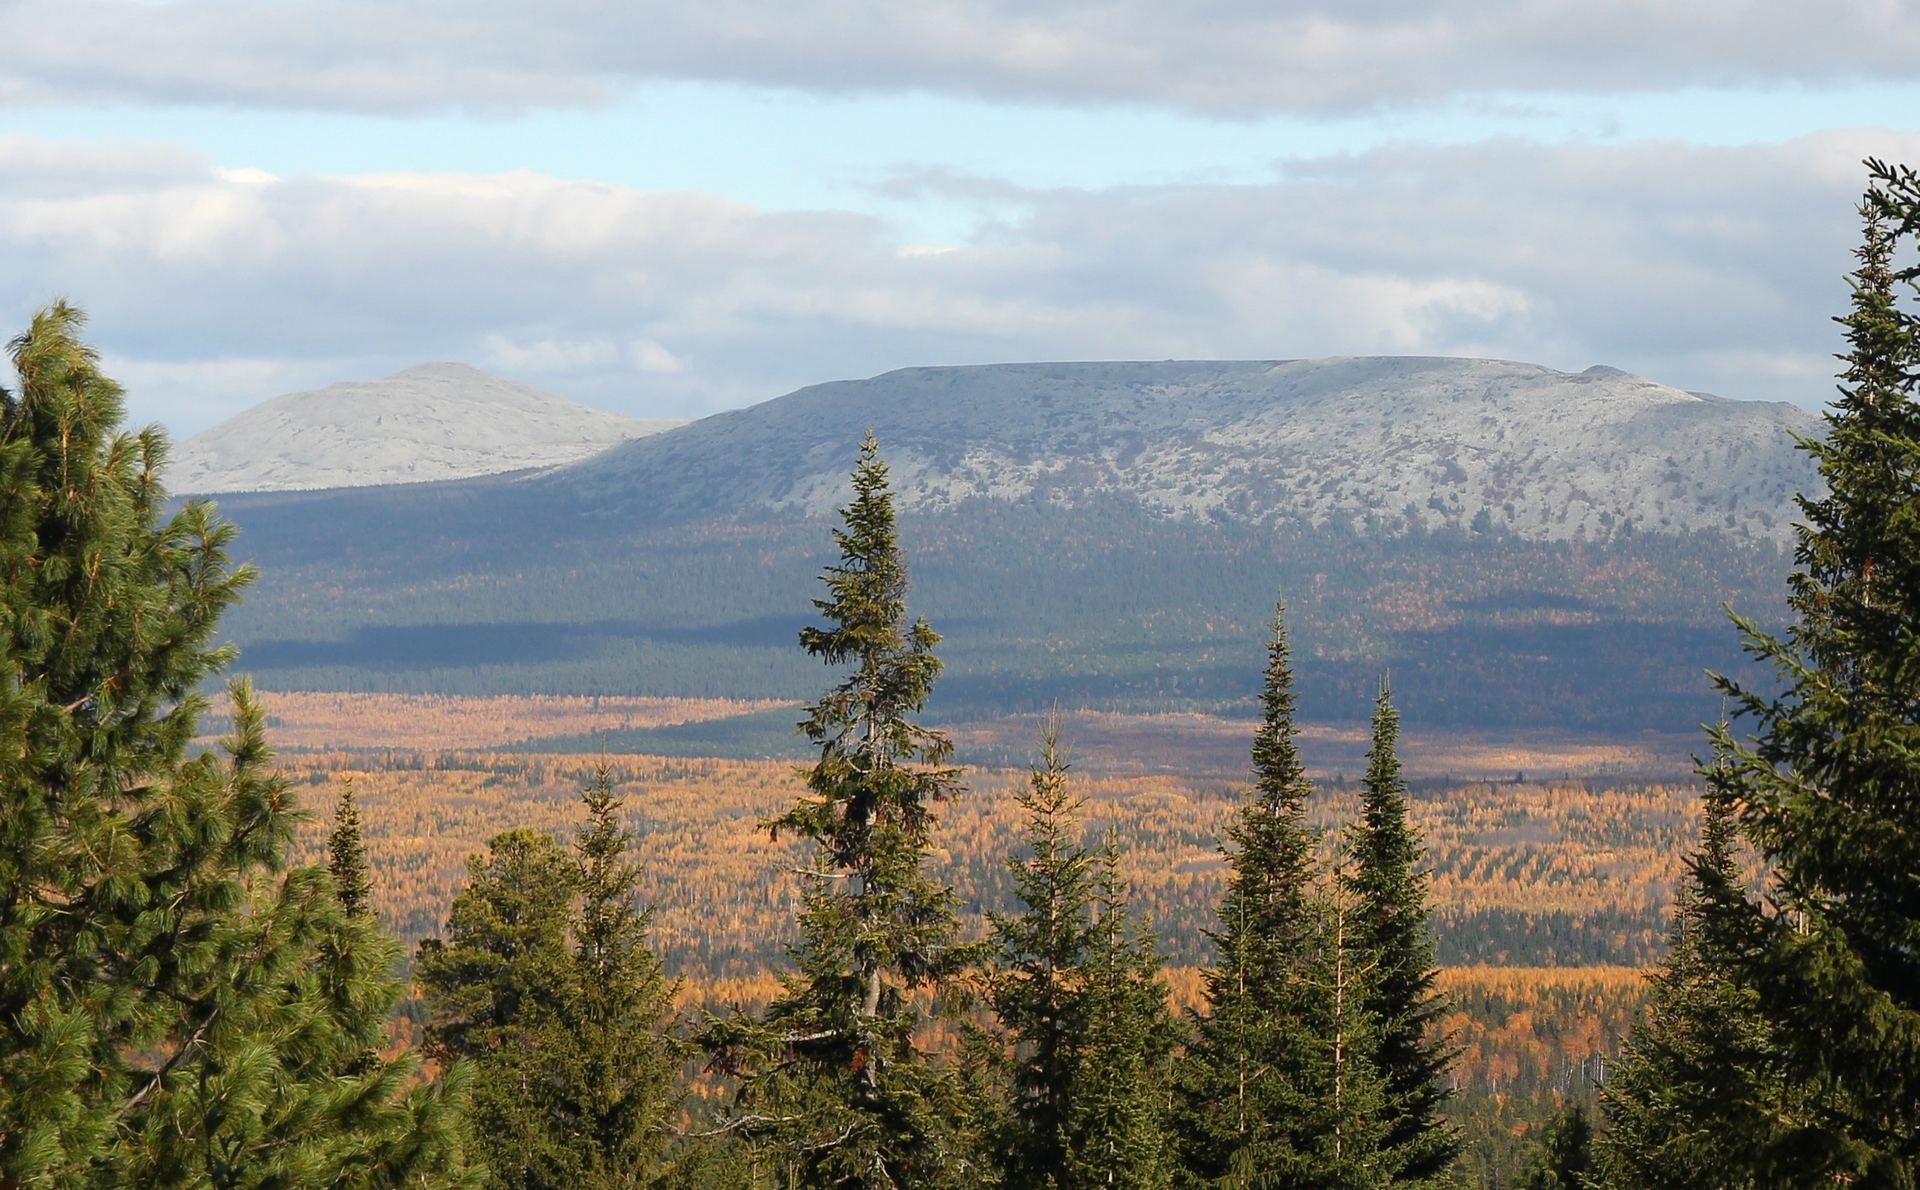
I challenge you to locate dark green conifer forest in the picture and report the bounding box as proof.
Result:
[3,159,1918,1187]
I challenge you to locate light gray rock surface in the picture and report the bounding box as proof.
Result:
[553,357,1822,542]
[173,363,678,493]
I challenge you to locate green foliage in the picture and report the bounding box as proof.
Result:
[987,721,1098,1183]
[700,433,979,1187]
[1705,160,1920,1184]
[330,777,374,918]
[419,829,580,1186]
[1342,682,1459,1181]
[1520,1105,1595,1190]
[569,762,687,1186]
[1176,603,1329,1182]
[0,302,473,1186]
[1599,752,1783,1189]
[417,767,682,1189]
[1061,835,1178,1190]
[1292,852,1393,1187]
[984,726,1177,1188]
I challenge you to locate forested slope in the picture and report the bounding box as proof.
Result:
[212,486,1789,732]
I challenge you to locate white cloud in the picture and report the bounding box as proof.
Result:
[3,131,1914,435]
[2,1,1919,115]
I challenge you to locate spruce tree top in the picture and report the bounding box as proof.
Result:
[1228,600,1316,917]
[1251,602,1310,820]
[1345,677,1460,1181]
[780,428,957,864]
[329,777,374,918]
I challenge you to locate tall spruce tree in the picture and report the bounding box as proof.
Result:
[0,302,473,1186]
[988,721,1098,1185]
[566,761,684,1187]
[418,766,682,1189]
[702,432,976,1187]
[1176,601,1325,1184]
[1342,681,1458,1182]
[1599,747,1786,1190]
[1061,833,1177,1190]
[1704,160,1920,1183]
[329,776,374,919]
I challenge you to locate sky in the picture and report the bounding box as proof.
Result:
[4,1,1920,434]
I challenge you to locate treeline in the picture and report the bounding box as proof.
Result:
[5,158,1919,1187]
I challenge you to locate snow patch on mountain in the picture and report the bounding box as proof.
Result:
[554,357,1822,543]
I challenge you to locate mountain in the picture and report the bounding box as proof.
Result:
[171,362,680,493]
[553,357,1821,542]
[202,356,1814,733]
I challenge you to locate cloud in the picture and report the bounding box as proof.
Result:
[0,135,216,197]
[3,1,1919,115]
[2,131,1913,434]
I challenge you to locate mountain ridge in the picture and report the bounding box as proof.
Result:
[199,354,1810,730]
[548,356,1821,543]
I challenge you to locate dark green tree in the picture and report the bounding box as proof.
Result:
[702,432,977,1187]
[1062,833,1178,1190]
[1520,1105,1595,1190]
[985,726,1177,1189]
[566,761,685,1187]
[0,302,473,1186]
[1705,160,1920,1183]
[1342,680,1458,1182]
[418,829,581,1188]
[987,720,1097,1185]
[418,765,683,1190]
[1176,602,1325,1184]
[1599,749,1786,1189]
[1294,850,1392,1188]
[330,776,374,919]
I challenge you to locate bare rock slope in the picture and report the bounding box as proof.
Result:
[554,357,1822,543]
[173,363,678,493]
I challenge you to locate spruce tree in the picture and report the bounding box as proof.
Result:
[1342,681,1458,1182]
[1599,749,1785,1190]
[1520,1105,1595,1190]
[418,765,683,1190]
[702,432,976,1187]
[987,727,1177,1189]
[1062,833,1177,1190]
[330,776,374,919]
[0,302,472,1186]
[567,760,685,1187]
[418,829,582,1188]
[1176,601,1324,1183]
[1705,160,1920,1182]
[988,720,1097,1185]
